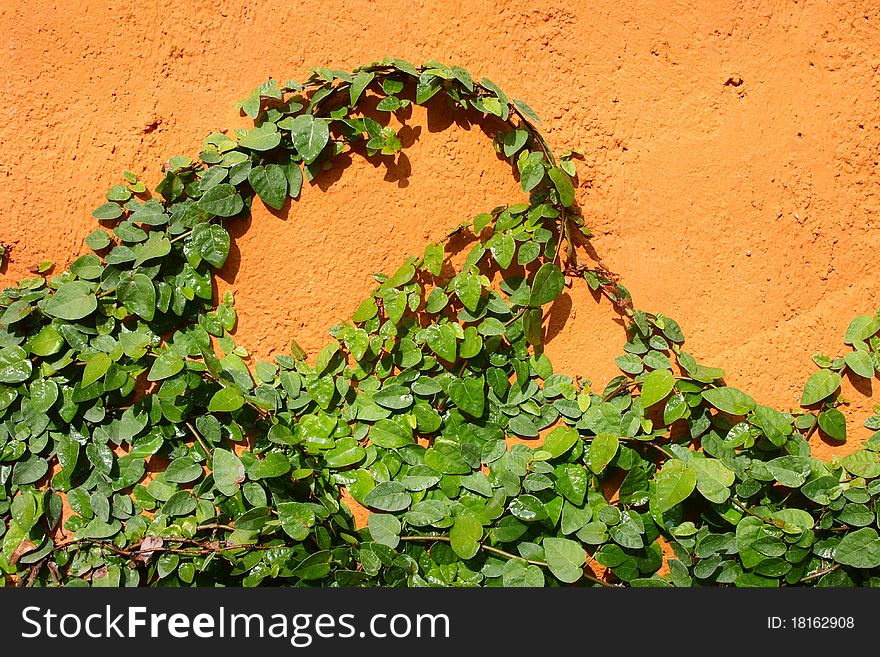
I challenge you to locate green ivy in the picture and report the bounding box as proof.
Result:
[2,59,880,588]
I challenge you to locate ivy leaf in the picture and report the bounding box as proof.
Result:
[267,423,297,446]
[452,272,482,312]
[517,151,545,192]
[373,385,414,410]
[289,114,330,164]
[422,242,444,276]
[542,426,579,459]
[844,350,875,379]
[147,350,184,382]
[800,369,842,406]
[415,74,442,104]
[529,263,564,306]
[654,459,696,512]
[616,353,644,375]
[424,440,471,475]
[213,448,245,497]
[278,502,316,541]
[640,369,675,409]
[133,232,171,267]
[752,405,793,447]
[198,184,244,217]
[92,202,123,220]
[508,413,539,438]
[81,353,112,388]
[247,452,292,479]
[284,161,303,199]
[352,297,378,323]
[689,458,735,503]
[502,559,545,587]
[349,71,375,105]
[844,314,880,345]
[368,514,401,549]
[448,375,486,418]
[0,300,33,326]
[834,527,880,568]
[841,451,880,479]
[248,164,288,210]
[489,231,515,269]
[369,419,414,449]
[12,455,49,486]
[818,407,847,441]
[450,514,483,559]
[450,65,474,91]
[548,167,575,207]
[766,456,812,488]
[702,386,756,415]
[556,464,588,506]
[208,387,245,413]
[323,439,366,468]
[165,457,205,484]
[78,519,121,540]
[29,379,58,414]
[426,324,457,362]
[41,281,97,321]
[770,508,815,534]
[501,129,529,157]
[189,224,231,268]
[363,481,412,512]
[509,494,548,522]
[0,346,32,384]
[543,537,585,583]
[11,492,38,533]
[238,124,282,151]
[588,433,619,474]
[118,273,156,321]
[522,307,543,347]
[513,97,542,124]
[236,91,261,120]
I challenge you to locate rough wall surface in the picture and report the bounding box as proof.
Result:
[2,0,879,460]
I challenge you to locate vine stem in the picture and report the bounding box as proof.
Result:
[51,536,278,559]
[397,535,617,588]
[186,421,213,468]
[729,497,766,521]
[803,415,821,441]
[601,376,696,403]
[504,307,527,327]
[170,229,194,244]
[617,436,676,460]
[797,563,840,584]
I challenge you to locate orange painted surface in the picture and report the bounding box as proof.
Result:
[2,0,879,470]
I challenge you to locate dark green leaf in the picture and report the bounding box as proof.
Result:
[363,481,412,512]
[702,386,756,415]
[801,369,841,406]
[213,448,245,496]
[640,369,675,409]
[289,114,330,164]
[543,537,585,583]
[654,460,696,512]
[448,376,485,418]
[450,514,482,559]
[198,184,244,217]
[529,263,564,306]
[41,281,97,321]
[248,164,288,210]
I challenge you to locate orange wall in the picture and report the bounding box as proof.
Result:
[2,0,879,459]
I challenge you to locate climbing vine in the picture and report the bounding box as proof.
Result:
[2,59,880,588]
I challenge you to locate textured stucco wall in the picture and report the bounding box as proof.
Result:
[2,0,879,460]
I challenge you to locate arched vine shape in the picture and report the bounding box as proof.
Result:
[1,59,880,588]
